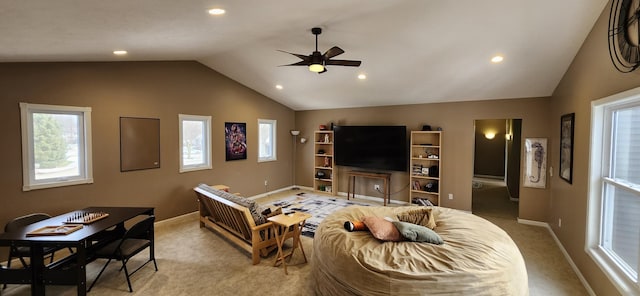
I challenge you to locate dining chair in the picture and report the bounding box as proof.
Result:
[87,215,158,292]
[3,213,72,289]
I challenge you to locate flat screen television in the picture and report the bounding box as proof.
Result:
[334,125,407,172]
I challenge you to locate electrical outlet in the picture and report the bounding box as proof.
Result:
[558,218,562,228]
[264,180,268,186]
[448,193,453,200]
[374,184,381,191]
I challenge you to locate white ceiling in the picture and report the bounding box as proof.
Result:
[0,0,609,111]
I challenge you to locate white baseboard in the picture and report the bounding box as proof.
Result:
[517,218,595,296]
[155,211,198,226]
[249,185,307,200]
[516,218,548,227]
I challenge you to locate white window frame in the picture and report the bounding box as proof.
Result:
[20,102,93,191]
[179,114,212,173]
[258,119,277,162]
[587,86,640,295]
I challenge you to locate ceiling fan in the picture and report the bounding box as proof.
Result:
[279,27,362,74]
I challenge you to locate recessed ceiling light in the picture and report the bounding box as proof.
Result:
[208,8,226,15]
[275,84,283,90]
[113,50,127,56]
[358,74,367,80]
[491,55,504,63]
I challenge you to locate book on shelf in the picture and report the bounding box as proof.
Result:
[411,198,434,206]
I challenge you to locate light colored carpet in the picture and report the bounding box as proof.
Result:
[2,189,588,296]
[472,178,519,219]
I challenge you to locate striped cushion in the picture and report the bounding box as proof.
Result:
[197,184,267,225]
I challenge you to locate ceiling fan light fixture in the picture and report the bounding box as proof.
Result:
[309,63,324,72]
[280,27,360,73]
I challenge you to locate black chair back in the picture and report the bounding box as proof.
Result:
[5,213,51,232]
[123,215,155,241]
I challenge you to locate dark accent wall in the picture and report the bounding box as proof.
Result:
[474,119,507,178]
[506,119,522,199]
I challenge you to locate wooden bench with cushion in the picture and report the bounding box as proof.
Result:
[194,184,291,265]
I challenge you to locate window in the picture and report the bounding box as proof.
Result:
[20,103,93,191]
[258,119,276,162]
[588,87,640,294]
[179,114,211,172]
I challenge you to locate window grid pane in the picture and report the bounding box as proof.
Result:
[602,183,640,278]
[33,113,82,180]
[612,106,640,186]
[258,119,276,162]
[182,120,205,166]
[259,123,272,159]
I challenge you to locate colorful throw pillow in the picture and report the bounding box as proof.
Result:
[361,216,403,242]
[392,221,444,244]
[397,208,436,230]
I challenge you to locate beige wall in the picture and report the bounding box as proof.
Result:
[0,61,295,229]
[546,1,640,294]
[296,97,551,220]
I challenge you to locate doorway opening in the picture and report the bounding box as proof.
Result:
[472,119,522,219]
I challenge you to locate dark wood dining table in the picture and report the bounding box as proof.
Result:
[0,206,154,296]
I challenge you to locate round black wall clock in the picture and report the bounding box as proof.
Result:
[609,0,640,73]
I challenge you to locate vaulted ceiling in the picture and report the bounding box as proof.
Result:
[0,0,609,110]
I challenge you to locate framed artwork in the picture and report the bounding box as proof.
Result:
[412,180,421,191]
[560,113,575,184]
[225,122,247,161]
[120,117,160,172]
[523,138,547,188]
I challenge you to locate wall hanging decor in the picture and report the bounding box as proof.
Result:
[225,122,247,161]
[560,113,575,184]
[120,117,160,171]
[523,138,547,188]
[608,0,640,73]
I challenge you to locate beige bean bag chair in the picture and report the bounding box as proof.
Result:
[312,206,528,296]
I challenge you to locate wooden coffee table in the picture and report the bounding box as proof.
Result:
[267,212,312,274]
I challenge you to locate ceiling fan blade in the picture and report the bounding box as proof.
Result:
[277,50,310,61]
[323,46,344,59]
[325,59,362,67]
[281,60,311,66]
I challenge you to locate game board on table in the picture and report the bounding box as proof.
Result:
[63,211,109,224]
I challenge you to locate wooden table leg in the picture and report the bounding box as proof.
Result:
[384,177,389,206]
[30,245,45,296]
[272,225,291,275]
[296,220,308,263]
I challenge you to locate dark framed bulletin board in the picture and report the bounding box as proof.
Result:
[120,117,160,172]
